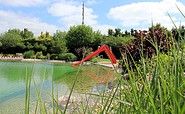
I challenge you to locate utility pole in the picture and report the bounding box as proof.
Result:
[82,1,84,25]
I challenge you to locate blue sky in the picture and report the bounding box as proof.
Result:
[0,0,185,36]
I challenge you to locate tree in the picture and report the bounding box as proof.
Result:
[0,29,25,53]
[7,29,21,35]
[65,25,95,50]
[108,29,114,36]
[0,42,2,47]
[0,34,2,48]
[49,30,68,54]
[33,42,47,52]
[172,25,185,41]
[124,30,130,36]
[114,28,122,37]
[38,31,52,40]
[102,35,130,58]
[53,30,67,39]
[21,28,34,39]
[92,30,103,49]
[131,28,135,36]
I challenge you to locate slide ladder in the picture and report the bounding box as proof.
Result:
[72,45,117,66]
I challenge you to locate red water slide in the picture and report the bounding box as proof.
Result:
[72,45,117,66]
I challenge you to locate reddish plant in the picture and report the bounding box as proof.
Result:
[120,24,173,71]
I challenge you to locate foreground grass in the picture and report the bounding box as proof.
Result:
[22,37,185,114]
[24,45,185,114]
[83,42,185,114]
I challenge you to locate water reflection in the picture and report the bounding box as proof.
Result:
[0,62,51,82]
[0,62,115,96]
[0,62,52,102]
[0,62,115,113]
[54,65,115,93]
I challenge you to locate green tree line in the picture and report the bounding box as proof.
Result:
[0,24,184,61]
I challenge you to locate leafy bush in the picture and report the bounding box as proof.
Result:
[50,54,58,60]
[90,56,99,63]
[58,53,77,61]
[102,36,133,58]
[46,53,50,60]
[23,50,35,59]
[35,51,46,59]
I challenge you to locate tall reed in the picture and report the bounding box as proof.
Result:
[25,65,30,114]
[25,63,34,114]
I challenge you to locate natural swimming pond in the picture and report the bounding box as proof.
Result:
[0,61,115,113]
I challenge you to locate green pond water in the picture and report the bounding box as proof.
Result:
[0,61,113,113]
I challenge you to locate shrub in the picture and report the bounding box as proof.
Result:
[50,54,58,60]
[23,50,35,59]
[35,51,46,59]
[120,24,173,72]
[58,53,77,61]
[121,24,173,61]
[46,53,51,60]
[90,57,99,63]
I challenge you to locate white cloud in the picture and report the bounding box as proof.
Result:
[48,0,114,34]
[0,10,60,36]
[92,24,116,35]
[0,0,48,7]
[48,1,97,28]
[86,0,97,5]
[107,0,185,30]
[0,0,117,36]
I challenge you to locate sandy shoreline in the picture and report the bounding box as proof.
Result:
[0,58,66,63]
[0,58,119,71]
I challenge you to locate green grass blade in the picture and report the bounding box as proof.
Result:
[25,66,29,114]
[176,4,185,18]
[32,78,46,113]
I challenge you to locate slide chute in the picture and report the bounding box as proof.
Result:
[72,45,117,66]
